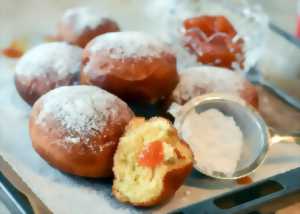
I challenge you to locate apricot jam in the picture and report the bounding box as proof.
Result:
[2,47,23,58]
[2,40,26,58]
[138,141,164,168]
[183,16,244,69]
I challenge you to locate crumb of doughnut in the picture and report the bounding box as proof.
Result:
[184,190,191,196]
[113,117,193,206]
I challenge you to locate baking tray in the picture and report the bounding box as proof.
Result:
[1,1,300,213]
[0,171,33,214]
[176,167,300,213]
[1,160,300,214]
[0,100,299,214]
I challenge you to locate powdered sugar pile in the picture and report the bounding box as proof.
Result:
[36,85,119,142]
[15,42,82,84]
[62,7,107,35]
[181,108,244,177]
[88,31,174,59]
[173,66,244,103]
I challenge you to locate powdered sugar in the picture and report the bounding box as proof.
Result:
[64,136,81,144]
[15,42,82,84]
[36,85,119,142]
[88,31,174,59]
[0,1,299,214]
[173,66,244,104]
[181,109,243,177]
[62,7,106,35]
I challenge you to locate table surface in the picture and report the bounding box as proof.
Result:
[258,0,300,212]
[0,0,299,213]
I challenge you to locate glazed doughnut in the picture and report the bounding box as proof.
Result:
[29,85,134,177]
[80,31,179,103]
[57,7,120,48]
[172,66,258,108]
[113,117,193,207]
[15,42,82,105]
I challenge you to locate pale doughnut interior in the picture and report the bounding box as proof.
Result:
[113,118,192,204]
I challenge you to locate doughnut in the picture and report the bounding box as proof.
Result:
[172,66,258,108]
[80,31,179,103]
[113,117,193,206]
[29,85,134,177]
[15,42,82,106]
[183,15,244,70]
[57,7,120,48]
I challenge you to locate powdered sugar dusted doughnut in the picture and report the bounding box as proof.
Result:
[87,31,174,59]
[15,42,82,105]
[81,31,179,103]
[172,66,258,108]
[29,85,134,177]
[57,7,120,47]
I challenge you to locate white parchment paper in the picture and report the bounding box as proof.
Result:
[0,1,300,213]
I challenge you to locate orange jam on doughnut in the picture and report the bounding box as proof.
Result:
[183,16,244,69]
[2,39,27,58]
[138,141,164,168]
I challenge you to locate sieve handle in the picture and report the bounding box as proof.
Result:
[269,128,300,146]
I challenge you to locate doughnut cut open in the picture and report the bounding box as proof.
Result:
[113,117,193,207]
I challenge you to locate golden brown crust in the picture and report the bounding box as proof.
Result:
[57,18,120,48]
[112,117,193,207]
[14,42,82,106]
[15,72,78,106]
[240,81,259,109]
[112,160,193,207]
[171,69,259,109]
[80,43,179,104]
[29,93,134,178]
